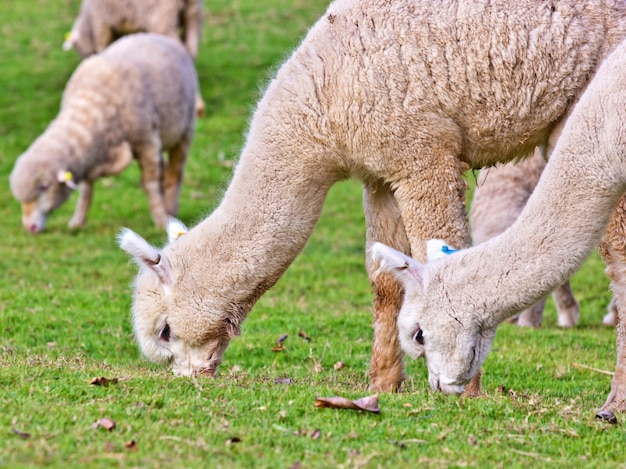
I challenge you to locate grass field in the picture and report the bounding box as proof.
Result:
[1,0,625,467]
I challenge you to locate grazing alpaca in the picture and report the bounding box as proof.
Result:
[118,0,626,394]
[10,34,197,233]
[372,38,626,422]
[470,149,581,328]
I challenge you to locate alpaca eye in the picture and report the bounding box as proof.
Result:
[158,323,171,342]
[39,183,50,192]
[413,328,424,345]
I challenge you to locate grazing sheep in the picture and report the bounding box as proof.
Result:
[10,33,197,233]
[63,0,203,59]
[470,149,581,328]
[371,37,626,422]
[118,0,626,391]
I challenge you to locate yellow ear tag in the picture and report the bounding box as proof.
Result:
[176,231,186,238]
[64,171,73,182]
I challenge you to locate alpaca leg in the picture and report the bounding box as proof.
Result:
[389,153,480,393]
[604,297,618,326]
[164,138,190,217]
[553,281,580,328]
[69,180,93,228]
[136,141,169,228]
[515,298,547,328]
[364,180,410,392]
[596,195,626,422]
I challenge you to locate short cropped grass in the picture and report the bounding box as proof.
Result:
[1,0,625,467]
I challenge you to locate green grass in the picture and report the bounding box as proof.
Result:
[1,0,625,467]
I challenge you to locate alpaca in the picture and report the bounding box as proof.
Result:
[118,0,626,392]
[371,38,626,422]
[63,0,203,59]
[11,34,197,233]
[470,149,581,328]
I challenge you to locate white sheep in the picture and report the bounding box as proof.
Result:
[117,0,626,392]
[10,33,197,233]
[372,37,626,422]
[470,149,581,328]
[63,0,203,59]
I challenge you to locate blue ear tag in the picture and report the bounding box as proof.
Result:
[441,245,458,255]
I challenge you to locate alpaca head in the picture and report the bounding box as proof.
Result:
[370,241,497,395]
[10,160,77,233]
[118,219,242,376]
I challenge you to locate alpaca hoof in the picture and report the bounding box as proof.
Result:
[595,410,618,424]
[516,317,541,328]
[602,311,618,327]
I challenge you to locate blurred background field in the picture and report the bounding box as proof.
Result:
[0,1,624,467]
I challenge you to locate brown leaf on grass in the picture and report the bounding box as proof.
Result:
[288,462,301,469]
[298,331,312,342]
[294,429,322,439]
[225,436,241,446]
[272,334,288,352]
[333,361,345,370]
[314,394,381,414]
[125,440,138,451]
[90,376,119,387]
[92,418,116,432]
[12,428,31,439]
[274,377,292,385]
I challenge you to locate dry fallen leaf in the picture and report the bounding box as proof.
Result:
[12,428,31,439]
[274,377,292,385]
[225,436,241,446]
[125,440,138,451]
[90,376,119,387]
[298,331,312,342]
[333,361,345,370]
[272,334,288,352]
[92,418,116,432]
[311,429,322,439]
[314,394,381,414]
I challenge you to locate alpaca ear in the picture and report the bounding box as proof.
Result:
[167,218,188,243]
[426,239,459,262]
[63,30,78,51]
[370,242,426,288]
[118,228,172,289]
[57,170,77,190]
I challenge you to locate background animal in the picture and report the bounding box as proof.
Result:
[63,0,203,59]
[371,36,626,422]
[10,33,197,233]
[63,0,205,116]
[117,0,626,396]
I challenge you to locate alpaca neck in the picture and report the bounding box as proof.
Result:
[441,93,626,326]
[175,131,340,309]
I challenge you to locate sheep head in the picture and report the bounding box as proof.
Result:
[118,219,242,377]
[10,163,77,233]
[371,241,496,395]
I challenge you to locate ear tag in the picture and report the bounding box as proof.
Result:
[57,170,78,189]
[440,245,458,255]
